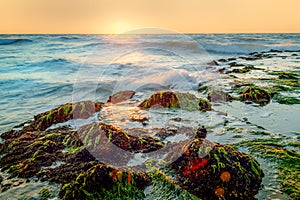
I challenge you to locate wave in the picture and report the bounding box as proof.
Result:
[58,35,81,40]
[0,38,33,45]
[202,43,269,55]
[30,83,73,98]
[42,58,72,65]
[81,42,105,48]
[26,58,80,74]
[241,37,267,42]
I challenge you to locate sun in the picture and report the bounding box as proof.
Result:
[112,22,133,34]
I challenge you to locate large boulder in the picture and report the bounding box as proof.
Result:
[138,91,211,111]
[167,139,264,199]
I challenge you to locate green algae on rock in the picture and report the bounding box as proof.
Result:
[31,101,104,131]
[268,71,299,80]
[77,122,164,165]
[232,138,300,199]
[59,164,151,200]
[145,167,200,200]
[168,138,264,200]
[0,100,104,135]
[272,94,300,104]
[138,91,211,111]
[238,86,272,106]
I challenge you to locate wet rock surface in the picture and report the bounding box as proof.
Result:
[207,90,232,102]
[138,91,212,111]
[107,90,136,104]
[59,164,151,200]
[169,139,264,199]
[238,86,272,106]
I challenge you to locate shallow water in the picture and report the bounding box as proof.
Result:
[0,33,299,199]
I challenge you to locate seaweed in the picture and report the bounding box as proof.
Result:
[232,138,300,199]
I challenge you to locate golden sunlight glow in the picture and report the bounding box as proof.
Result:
[0,0,299,33]
[111,22,134,34]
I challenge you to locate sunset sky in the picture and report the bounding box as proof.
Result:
[1,0,299,34]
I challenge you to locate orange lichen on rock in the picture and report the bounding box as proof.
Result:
[220,171,231,182]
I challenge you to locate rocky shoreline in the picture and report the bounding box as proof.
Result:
[0,90,264,200]
[1,49,299,199]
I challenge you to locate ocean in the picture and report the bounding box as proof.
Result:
[0,33,299,199]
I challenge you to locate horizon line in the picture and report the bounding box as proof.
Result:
[1,32,300,35]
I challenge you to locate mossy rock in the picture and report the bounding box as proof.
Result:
[77,122,164,165]
[168,139,264,199]
[238,86,272,106]
[0,125,96,184]
[207,90,232,102]
[39,187,51,200]
[138,91,211,111]
[30,101,104,131]
[59,164,151,200]
[107,90,136,104]
[231,65,254,73]
[268,71,299,80]
[233,138,300,199]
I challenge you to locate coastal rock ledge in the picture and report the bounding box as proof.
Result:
[0,93,263,199]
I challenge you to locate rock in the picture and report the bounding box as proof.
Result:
[168,139,264,199]
[107,90,135,104]
[231,65,254,73]
[138,91,211,111]
[270,49,283,53]
[131,116,148,123]
[249,52,258,56]
[0,101,104,134]
[207,90,232,102]
[229,62,245,67]
[196,126,207,138]
[278,73,298,80]
[0,126,81,179]
[207,60,219,66]
[77,122,164,165]
[227,58,236,61]
[59,164,151,200]
[198,85,209,93]
[39,187,51,200]
[218,58,227,62]
[239,86,272,106]
[217,67,225,73]
[31,101,104,131]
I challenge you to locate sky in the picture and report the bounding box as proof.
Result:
[0,0,299,34]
